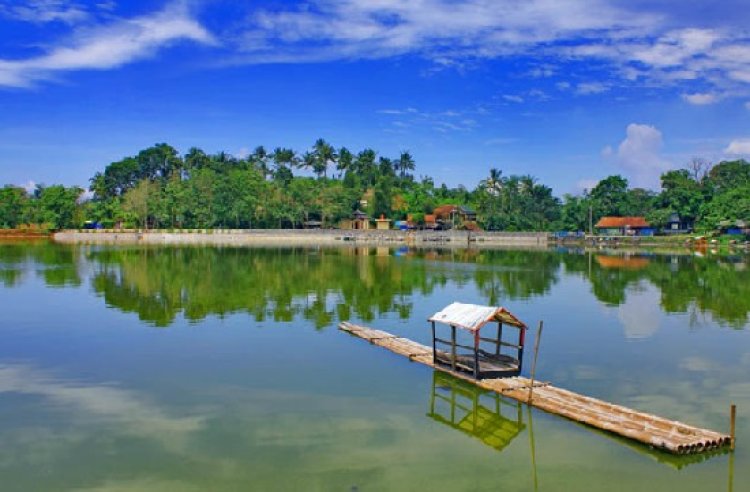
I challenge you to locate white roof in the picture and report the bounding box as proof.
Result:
[428,302,526,332]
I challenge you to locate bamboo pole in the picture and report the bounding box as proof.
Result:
[528,320,544,403]
[730,404,736,451]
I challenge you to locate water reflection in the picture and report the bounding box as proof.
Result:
[425,371,730,472]
[427,371,525,453]
[1,243,749,328]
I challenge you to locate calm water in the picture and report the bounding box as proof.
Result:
[1,242,749,491]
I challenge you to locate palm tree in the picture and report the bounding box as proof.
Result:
[271,147,298,173]
[300,151,316,174]
[252,146,271,178]
[396,151,415,179]
[312,138,337,179]
[337,147,353,179]
[484,168,503,196]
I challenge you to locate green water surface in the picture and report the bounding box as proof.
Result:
[0,242,748,491]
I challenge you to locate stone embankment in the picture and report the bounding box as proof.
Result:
[53,229,548,248]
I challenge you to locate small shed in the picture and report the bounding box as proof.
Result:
[428,302,528,379]
[374,214,391,230]
[351,209,370,230]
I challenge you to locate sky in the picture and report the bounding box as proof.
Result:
[0,0,749,195]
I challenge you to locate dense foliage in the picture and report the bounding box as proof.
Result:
[1,140,749,231]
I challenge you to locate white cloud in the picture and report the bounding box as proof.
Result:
[502,94,524,103]
[682,92,720,105]
[0,0,89,24]
[611,123,671,189]
[0,3,214,87]
[20,180,36,193]
[745,101,750,110]
[724,139,750,155]
[576,82,609,95]
[576,178,599,193]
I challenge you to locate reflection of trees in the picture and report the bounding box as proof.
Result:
[88,247,561,328]
[471,250,559,304]
[563,252,750,327]
[3,242,749,328]
[0,242,81,287]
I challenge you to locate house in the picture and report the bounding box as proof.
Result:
[595,216,654,236]
[433,205,479,229]
[663,213,693,234]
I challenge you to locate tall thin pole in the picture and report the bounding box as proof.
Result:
[730,404,737,451]
[529,320,544,403]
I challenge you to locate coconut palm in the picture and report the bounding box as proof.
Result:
[312,138,337,179]
[396,151,416,179]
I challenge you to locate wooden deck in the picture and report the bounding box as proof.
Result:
[339,322,732,455]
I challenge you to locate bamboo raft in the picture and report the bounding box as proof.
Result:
[339,322,732,455]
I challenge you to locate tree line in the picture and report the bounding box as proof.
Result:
[1,140,749,232]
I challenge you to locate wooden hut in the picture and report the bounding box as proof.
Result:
[428,302,527,379]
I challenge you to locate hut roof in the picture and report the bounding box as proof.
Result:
[595,216,650,228]
[429,302,526,332]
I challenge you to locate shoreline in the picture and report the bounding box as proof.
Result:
[52,229,549,248]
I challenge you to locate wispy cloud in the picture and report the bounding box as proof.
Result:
[576,82,610,95]
[682,92,720,105]
[724,138,750,155]
[502,94,524,103]
[0,2,215,87]
[227,1,750,100]
[377,106,481,133]
[0,0,89,24]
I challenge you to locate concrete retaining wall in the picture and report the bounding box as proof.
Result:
[53,229,549,247]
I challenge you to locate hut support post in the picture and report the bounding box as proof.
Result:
[451,325,457,371]
[474,331,480,379]
[496,322,503,355]
[730,404,737,451]
[431,321,437,364]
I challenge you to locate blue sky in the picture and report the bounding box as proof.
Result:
[0,0,749,195]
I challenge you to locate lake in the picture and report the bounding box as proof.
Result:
[0,241,748,491]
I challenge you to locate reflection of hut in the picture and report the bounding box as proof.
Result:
[374,214,391,230]
[428,302,528,379]
[595,255,650,270]
[595,217,654,236]
[350,210,370,230]
[428,371,524,453]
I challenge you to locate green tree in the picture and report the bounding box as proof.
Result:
[0,186,29,228]
[35,185,83,229]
